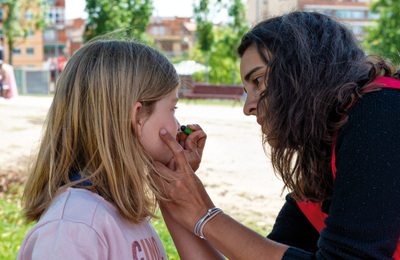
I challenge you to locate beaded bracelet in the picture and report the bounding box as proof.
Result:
[194,207,223,240]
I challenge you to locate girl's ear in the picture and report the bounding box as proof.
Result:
[131,102,143,137]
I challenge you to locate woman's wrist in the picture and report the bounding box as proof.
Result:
[194,207,223,239]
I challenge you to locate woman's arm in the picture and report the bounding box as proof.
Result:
[316,89,400,259]
[160,207,225,260]
[153,130,290,259]
[267,194,320,253]
[201,211,289,259]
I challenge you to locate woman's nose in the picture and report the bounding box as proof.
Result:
[243,95,257,116]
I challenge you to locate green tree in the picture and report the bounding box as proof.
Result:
[193,26,241,84]
[193,0,222,83]
[84,0,153,42]
[2,0,48,65]
[225,0,249,83]
[193,0,249,84]
[363,0,400,65]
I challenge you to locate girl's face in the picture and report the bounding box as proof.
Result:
[240,44,267,125]
[135,89,180,165]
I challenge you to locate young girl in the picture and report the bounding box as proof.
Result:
[17,40,206,259]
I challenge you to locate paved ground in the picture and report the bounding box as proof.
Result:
[0,96,286,232]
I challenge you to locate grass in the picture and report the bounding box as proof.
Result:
[0,186,272,259]
[0,186,34,260]
[0,186,179,260]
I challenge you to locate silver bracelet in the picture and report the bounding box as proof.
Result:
[194,207,223,240]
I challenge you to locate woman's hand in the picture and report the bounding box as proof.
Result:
[153,128,214,232]
[153,129,289,260]
[175,124,207,172]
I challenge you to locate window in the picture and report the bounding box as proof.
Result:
[335,10,365,19]
[27,47,34,55]
[351,26,364,35]
[368,12,380,19]
[25,10,34,20]
[45,47,55,55]
[153,26,165,36]
[46,8,66,24]
[315,9,333,16]
[13,48,21,55]
[153,26,159,35]
[159,26,165,35]
[44,30,56,41]
[27,30,34,37]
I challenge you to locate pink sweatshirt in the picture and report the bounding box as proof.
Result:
[17,188,167,260]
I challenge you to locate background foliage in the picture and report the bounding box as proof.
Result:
[362,0,400,65]
[84,0,153,43]
[1,0,49,65]
[192,0,249,84]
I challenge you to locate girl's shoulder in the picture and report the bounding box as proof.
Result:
[39,188,154,232]
[40,187,119,226]
[18,188,162,259]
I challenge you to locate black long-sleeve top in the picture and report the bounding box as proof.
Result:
[267,88,400,259]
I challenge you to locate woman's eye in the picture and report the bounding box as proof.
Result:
[173,106,178,111]
[254,76,263,85]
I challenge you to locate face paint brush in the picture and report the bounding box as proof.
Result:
[180,125,193,135]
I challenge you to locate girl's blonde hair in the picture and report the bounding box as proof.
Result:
[23,40,180,224]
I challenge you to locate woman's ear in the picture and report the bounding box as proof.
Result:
[131,102,143,137]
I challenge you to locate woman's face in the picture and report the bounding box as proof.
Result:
[240,44,267,125]
[240,44,279,147]
[135,89,181,165]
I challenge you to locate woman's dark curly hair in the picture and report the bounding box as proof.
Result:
[238,11,398,202]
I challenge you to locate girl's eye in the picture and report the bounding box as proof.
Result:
[173,106,178,111]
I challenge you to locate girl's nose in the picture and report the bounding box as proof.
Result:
[175,118,181,132]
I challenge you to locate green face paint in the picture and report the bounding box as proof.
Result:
[181,125,194,135]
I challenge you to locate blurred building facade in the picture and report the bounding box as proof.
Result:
[146,16,196,57]
[66,18,85,58]
[0,0,68,69]
[298,0,378,40]
[247,0,297,25]
[246,0,378,40]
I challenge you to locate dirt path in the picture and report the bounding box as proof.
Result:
[0,96,286,232]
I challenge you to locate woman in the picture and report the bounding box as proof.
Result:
[153,11,400,259]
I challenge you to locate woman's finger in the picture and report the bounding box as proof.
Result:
[159,129,191,169]
[176,131,187,148]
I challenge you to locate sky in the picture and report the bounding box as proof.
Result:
[65,0,195,20]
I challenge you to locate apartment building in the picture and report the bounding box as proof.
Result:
[246,0,378,40]
[66,18,85,58]
[146,16,196,57]
[43,0,68,71]
[247,0,297,25]
[299,0,378,40]
[0,0,67,69]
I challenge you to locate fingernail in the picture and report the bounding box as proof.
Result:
[160,129,167,135]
